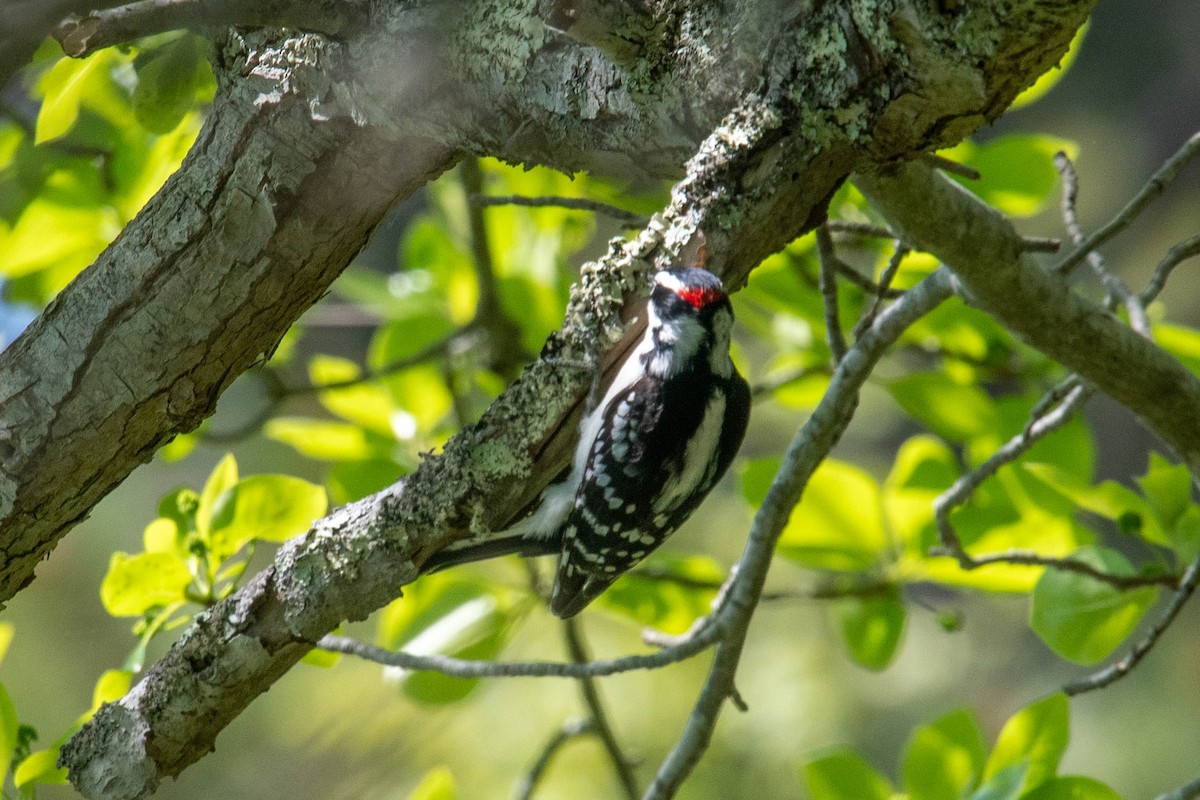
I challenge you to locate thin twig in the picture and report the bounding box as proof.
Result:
[930,379,1178,591]
[825,220,896,239]
[515,719,596,800]
[815,225,848,362]
[1139,233,1200,305]
[1155,775,1200,800]
[461,160,530,377]
[1055,132,1200,277]
[472,194,650,228]
[1054,152,1151,336]
[854,241,909,336]
[563,618,640,800]
[750,365,830,399]
[1018,236,1062,253]
[317,623,722,678]
[922,152,982,180]
[1065,549,1200,696]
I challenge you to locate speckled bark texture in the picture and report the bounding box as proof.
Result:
[0,0,1098,797]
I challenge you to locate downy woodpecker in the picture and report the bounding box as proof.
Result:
[422,267,750,618]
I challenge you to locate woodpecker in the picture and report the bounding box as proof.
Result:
[423,266,751,618]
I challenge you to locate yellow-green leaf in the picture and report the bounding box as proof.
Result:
[407,766,458,800]
[14,747,67,788]
[196,454,238,538]
[776,459,888,571]
[207,474,327,558]
[100,551,193,617]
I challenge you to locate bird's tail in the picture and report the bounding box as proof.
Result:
[419,533,559,574]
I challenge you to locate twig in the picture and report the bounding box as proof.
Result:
[922,152,982,181]
[317,623,723,678]
[1065,549,1200,696]
[642,269,954,799]
[750,365,829,399]
[1053,152,1151,336]
[515,719,596,800]
[1054,132,1200,277]
[930,379,1178,591]
[461,160,530,378]
[563,618,640,800]
[54,0,353,58]
[1018,236,1062,253]
[1156,776,1200,800]
[472,194,650,228]
[854,241,908,336]
[815,225,848,362]
[1139,233,1200,305]
[825,220,896,239]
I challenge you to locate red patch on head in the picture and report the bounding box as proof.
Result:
[677,286,723,308]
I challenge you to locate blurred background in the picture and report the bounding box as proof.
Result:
[2,1,1199,798]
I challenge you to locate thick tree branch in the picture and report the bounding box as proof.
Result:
[854,158,1200,473]
[0,33,458,605]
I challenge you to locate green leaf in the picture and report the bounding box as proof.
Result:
[903,708,986,800]
[888,372,997,443]
[13,747,67,788]
[0,682,18,787]
[132,35,208,134]
[598,555,723,634]
[1010,23,1088,110]
[142,517,180,554]
[775,459,888,571]
[1155,323,1200,376]
[837,591,906,670]
[803,751,893,800]
[101,551,192,617]
[884,435,959,550]
[1030,548,1157,664]
[0,622,14,664]
[309,354,396,434]
[34,52,112,143]
[407,766,458,800]
[91,670,133,710]
[968,763,1028,800]
[938,135,1079,217]
[1136,453,1193,532]
[1020,777,1123,800]
[207,474,327,559]
[195,454,238,539]
[1021,464,1165,545]
[983,693,1069,790]
[264,417,391,461]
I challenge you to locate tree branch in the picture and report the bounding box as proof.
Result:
[854,155,1200,474]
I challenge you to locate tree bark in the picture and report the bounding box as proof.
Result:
[0,0,1102,796]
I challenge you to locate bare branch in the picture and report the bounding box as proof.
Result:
[54,0,357,57]
[515,719,596,800]
[1054,132,1200,277]
[563,618,640,800]
[1053,152,1151,335]
[1140,233,1200,305]
[921,152,981,180]
[317,626,722,679]
[472,194,650,229]
[1065,550,1200,695]
[815,225,849,363]
[856,158,1200,475]
[1156,776,1200,800]
[854,241,909,336]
